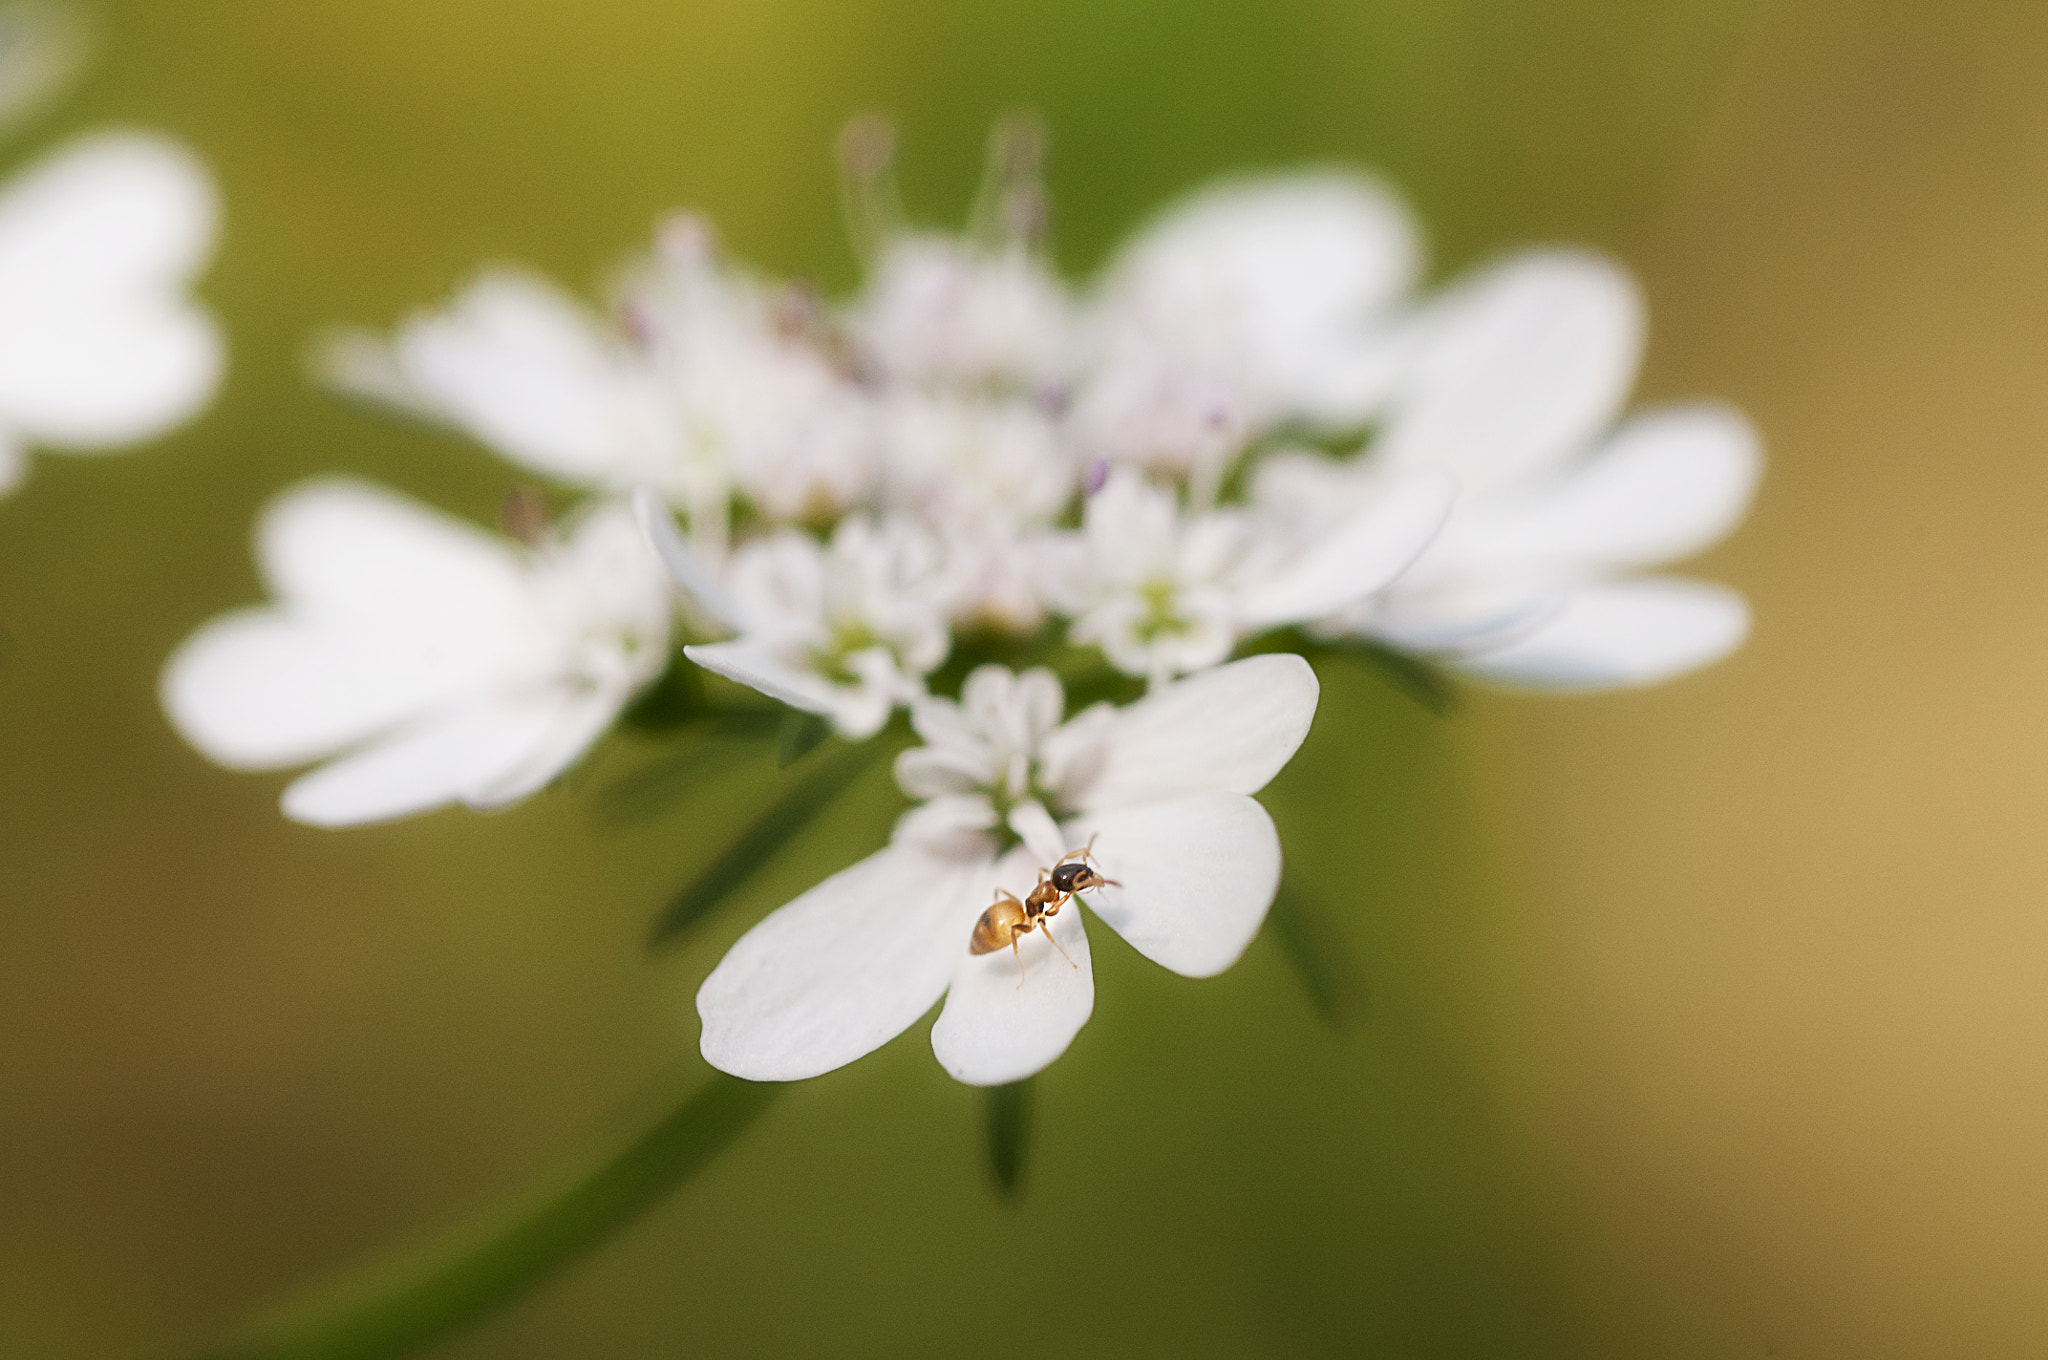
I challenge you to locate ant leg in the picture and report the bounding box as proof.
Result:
[1044,922,1078,970]
[1011,934,1027,988]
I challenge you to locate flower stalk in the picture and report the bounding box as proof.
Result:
[190,1073,779,1360]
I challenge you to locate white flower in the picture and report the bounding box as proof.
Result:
[1051,466,1454,685]
[874,389,1076,632]
[161,481,672,826]
[318,216,877,552]
[696,653,1318,1086]
[1316,249,1762,689]
[852,235,1075,393]
[678,514,951,739]
[0,130,221,495]
[1069,172,1419,493]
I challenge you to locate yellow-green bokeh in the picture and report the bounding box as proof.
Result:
[8,0,2048,1356]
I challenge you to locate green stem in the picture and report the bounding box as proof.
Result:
[192,1073,780,1360]
[647,735,893,947]
[1267,883,1368,1031]
[981,1078,1035,1200]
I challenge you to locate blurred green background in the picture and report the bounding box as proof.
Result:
[9,0,2048,1355]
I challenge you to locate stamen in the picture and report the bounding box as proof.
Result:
[837,112,902,268]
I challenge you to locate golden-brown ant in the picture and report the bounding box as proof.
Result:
[968,835,1121,985]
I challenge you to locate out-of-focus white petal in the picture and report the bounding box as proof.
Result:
[683,640,839,720]
[1236,469,1456,630]
[932,849,1094,1086]
[160,611,511,769]
[255,478,528,625]
[0,133,223,447]
[1378,248,1641,495]
[395,269,662,484]
[1359,577,1565,654]
[0,132,216,297]
[1075,653,1318,810]
[308,326,443,422]
[1005,798,1066,870]
[1062,791,1281,978]
[632,486,747,631]
[461,686,624,809]
[1462,404,1762,570]
[1103,171,1421,418]
[1455,577,1749,690]
[698,844,983,1082]
[0,294,220,447]
[278,696,566,827]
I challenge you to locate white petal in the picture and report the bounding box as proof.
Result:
[395,269,663,484]
[160,610,514,769]
[460,685,624,809]
[1076,653,1318,811]
[1005,799,1066,870]
[0,134,221,448]
[1379,249,1641,494]
[1454,577,1749,690]
[698,844,985,1081]
[1062,792,1281,978]
[255,478,528,625]
[0,294,221,448]
[1105,171,1421,415]
[1235,468,1456,630]
[1464,404,1762,570]
[308,326,443,422]
[278,696,567,827]
[0,132,216,297]
[932,849,1094,1085]
[683,641,838,719]
[632,486,746,630]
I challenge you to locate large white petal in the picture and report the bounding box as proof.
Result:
[1061,792,1281,979]
[1075,653,1318,811]
[1461,404,1762,570]
[1235,469,1456,630]
[278,695,568,827]
[255,478,529,626]
[698,844,985,1082]
[1378,248,1641,494]
[160,610,514,769]
[932,847,1094,1086]
[1104,172,1421,390]
[395,269,663,484]
[1454,577,1749,690]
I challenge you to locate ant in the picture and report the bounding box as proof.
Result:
[968,835,1121,985]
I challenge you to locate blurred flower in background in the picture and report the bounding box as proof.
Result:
[0,2,220,496]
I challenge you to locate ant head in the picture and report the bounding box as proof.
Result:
[1050,860,1106,894]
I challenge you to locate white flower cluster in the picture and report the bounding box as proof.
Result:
[161,118,1761,1085]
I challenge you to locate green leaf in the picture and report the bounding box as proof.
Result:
[647,736,892,947]
[774,710,832,768]
[982,1078,1034,1201]
[192,1073,780,1360]
[1266,883,1369,1031]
